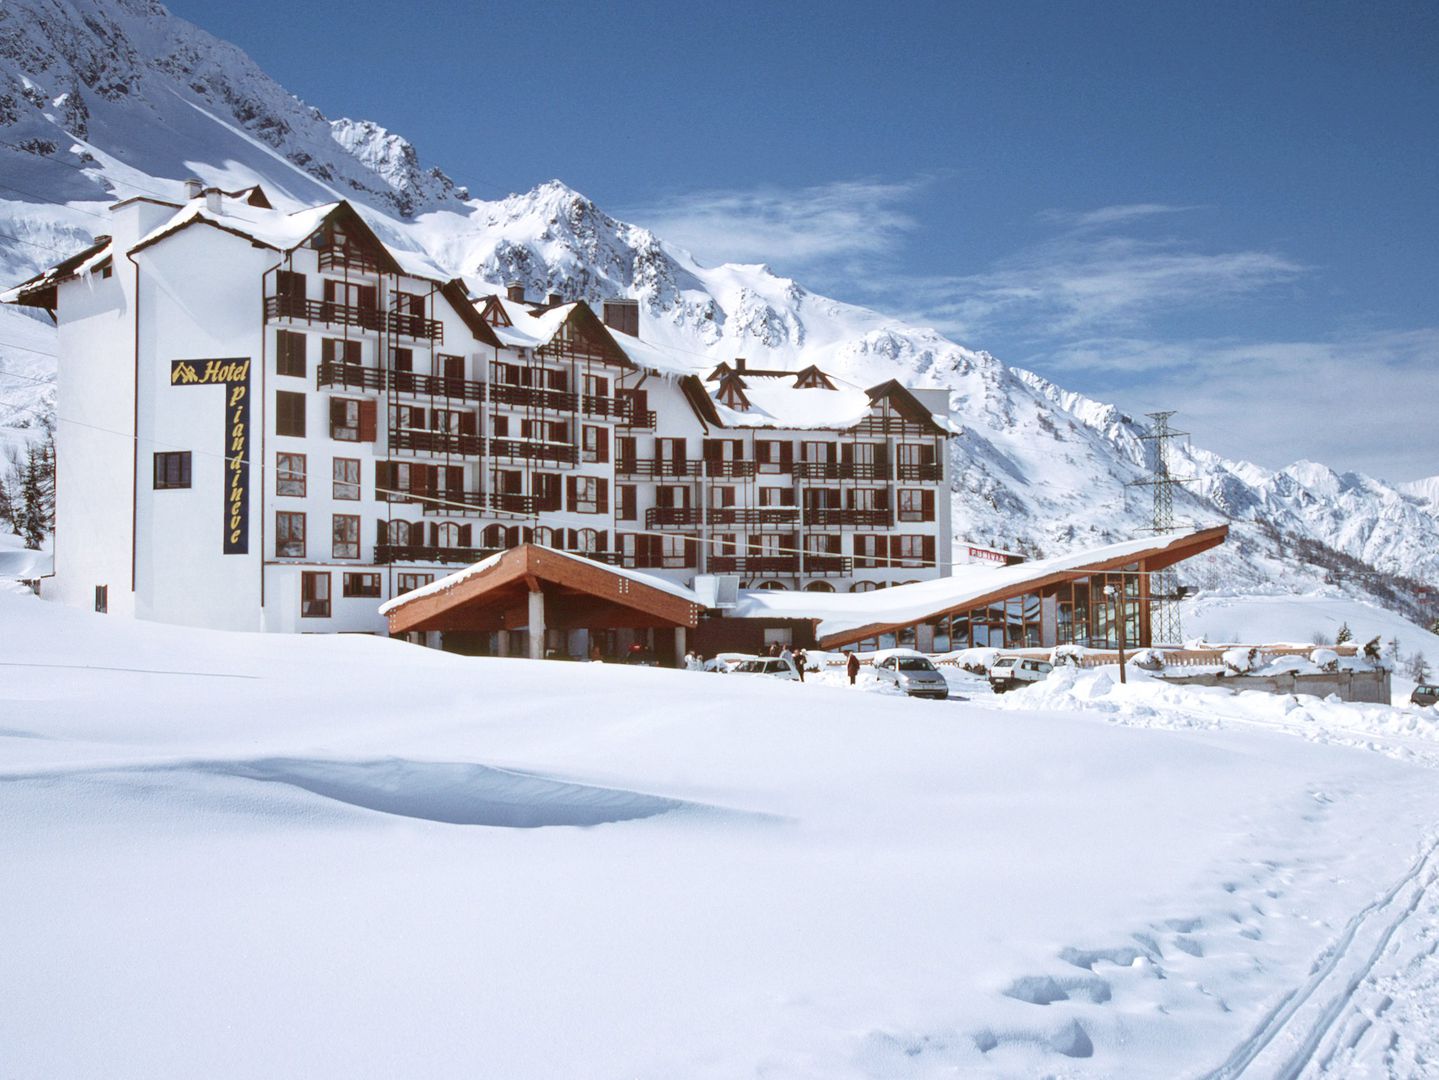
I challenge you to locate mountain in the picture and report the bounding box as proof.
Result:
[0,0,1434,625]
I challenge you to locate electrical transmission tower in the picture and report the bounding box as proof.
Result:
[1130,411,1193,646]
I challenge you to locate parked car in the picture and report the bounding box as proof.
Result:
[989,656,1053,693]
[1413,684,1439,707]
[872,654,949,699]
[729,657,800,681]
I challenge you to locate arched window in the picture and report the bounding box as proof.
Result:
[573,528,601,555]
[482,523,506,548]
[387,519,412,546]
[849,580,879,593]
[755,580,788,591]
[804,580,835,593]
[435,522,461,547]
[533,526,555,548]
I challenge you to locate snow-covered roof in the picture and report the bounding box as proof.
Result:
[379,545,698,616]
[730,526,1229,642]
[706,374,875,430]
[1,235,113,306]
[484,296,585,351]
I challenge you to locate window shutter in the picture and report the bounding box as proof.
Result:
[359,284,377,310]
[376,519,388,545]
[358,399,377,442]
[329,398,347,429]
[375,461,392,500]
[923,535,936,566]
[459,411,477,436]
[780,442,793,469]
[458,524,472,547]
[445,466,464,494]
[922,490,934,519]
[595,426,609,462]
[596,478,609,514]
[428,522,438,547]
[566,475,578,512]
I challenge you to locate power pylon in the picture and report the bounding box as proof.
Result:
[1129,411,1193,646]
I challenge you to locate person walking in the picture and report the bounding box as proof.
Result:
[793,647,808,683]
[846,650,860,686]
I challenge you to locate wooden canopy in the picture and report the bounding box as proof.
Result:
[384,544,702,635]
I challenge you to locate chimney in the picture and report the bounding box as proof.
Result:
[602,298,640,338]
[734,357,746,372]
[505,282,526,303]
[545,291,563,307]
[184,178,204,200]
[204,188,223,215]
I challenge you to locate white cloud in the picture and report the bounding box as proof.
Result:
[1050,329,1439,481]
[622,176,930,268]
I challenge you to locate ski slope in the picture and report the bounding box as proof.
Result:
[3,584,1439,1078]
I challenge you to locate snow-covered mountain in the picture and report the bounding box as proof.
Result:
[0,0,1434,617]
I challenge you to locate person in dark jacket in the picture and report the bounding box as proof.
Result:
[846,650,861,685]
[793,648,808,682]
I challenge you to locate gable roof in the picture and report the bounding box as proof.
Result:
[2,236,113,310]
[476,295,633,367]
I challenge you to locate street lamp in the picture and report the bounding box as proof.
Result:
[1103,583,1127,684]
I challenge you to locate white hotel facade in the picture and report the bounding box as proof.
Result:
[5,184,956,643]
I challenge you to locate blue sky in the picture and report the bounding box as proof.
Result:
[171,0,1437,481]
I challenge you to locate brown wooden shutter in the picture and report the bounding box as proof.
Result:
[358,399,377,442]
[359,284,377,310]
[923,535,936,566]
[445,466,464,495]
[428,522,439,547]
[566,476,578,512]
[596,478,609,514]
[458,524,472,547]
[921,490,934,519]
[323,279,338,303]
[375,461,392,499]
[376,519,388,545]
[458,411,477,436]
[780,442,793,469]
[595,426,609,462]
[329,398,347,432]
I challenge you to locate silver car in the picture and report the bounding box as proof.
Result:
[873,654,949,699]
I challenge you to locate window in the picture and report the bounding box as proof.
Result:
[276,331,306,378]
[855,535,888,570]
[384,519,413,547]
[94,584,108,613]
[391,347,413,373]
[276,270,306,298]
[276,391,306,437]
[568,475,607,514]
[397,573,433,594]
[301,571,330,618]
[756,440,791,473]
[898,489,933,522]
[153,451,191,489]
[331,398,360,441]
[709,485,736,509]
[617,484,637,521]
[661,534,691,568]
[333,458,360,500]
[894,534,933,568]
[759,487,794,507]
[491,413,510,437]
[438,353,464,380]
[276,511,306,557]
[582,425,609,463]
[343,573,381,598]
[332,514,360,559]
[534,472,562,512]
[276,453,305,497]
[321,338,361,367]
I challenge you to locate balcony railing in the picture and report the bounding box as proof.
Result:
[645,506,800,529]
[803,554,854,576]
[615,458,755,479]
[618,407,657,429]
[374,544,499,565]
[268,294,383,332]
[265,295,442,341]
[490,492,545,515]
[317,246,383,275]
[791,461,888,481]
[709,555,799,576]
[490,437,578,465]
[392,428,482,456]
[394,370,483,401]
[804,508,893,528]
[490,383,578,412]
[896,462,943,482]
[317,359,384,393]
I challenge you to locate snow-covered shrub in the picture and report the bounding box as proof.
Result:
[1309,647,1339,673]
[1222,646,1259,675]
[1127,648,1166,672]
[1050,644,1086,668]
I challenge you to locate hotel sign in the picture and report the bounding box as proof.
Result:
[170,358,251,554]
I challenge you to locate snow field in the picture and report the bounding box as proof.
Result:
[3,585,1439,1077]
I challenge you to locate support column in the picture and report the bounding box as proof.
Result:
[674,625,687,664]
[527,588,546,660]
[494,629,508,657]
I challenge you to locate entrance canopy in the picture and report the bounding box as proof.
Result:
[380,544,702,638]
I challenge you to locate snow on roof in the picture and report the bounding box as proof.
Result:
[729,528,1225,639]
[708,377,874,430]
[484,296,583,351]
[1,236,113,305]
[377,545,699,616]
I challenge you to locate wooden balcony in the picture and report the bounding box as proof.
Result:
[317,359,384,393]
[374,544,499,565]
[392,428,482,456]
[490,383,578,412]
[266,295,443,341]
[317,246,383,276]
[315,360,485,403]
[645,506,800,529]
[708,555,799,576]
[616,458,755,479]
[791,461,888,481]
[896,462,943,482]
[490,437,578,465]
[804,508,893,528]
